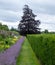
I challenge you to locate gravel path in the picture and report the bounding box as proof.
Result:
[0,36,25,65]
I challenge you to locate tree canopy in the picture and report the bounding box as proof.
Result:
[18,5,41,35]
[0,23,9,31]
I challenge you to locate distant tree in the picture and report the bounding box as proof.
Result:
[0,23,2,29]
[0,23,9,31]
[10,27,18,32]
[2,25,9,31]
[10,27,15,31]
[0,23,2,26]
[44,29,48,33]
[18,5,41,35]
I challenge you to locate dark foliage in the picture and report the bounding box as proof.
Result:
[0,23,9,31]
[10,27,18,32]
[18,5,41,35]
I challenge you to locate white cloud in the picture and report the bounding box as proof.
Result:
[0,0,55,31]
[0,9,21,22]
[36,13,55,31]
[32,0,55,5]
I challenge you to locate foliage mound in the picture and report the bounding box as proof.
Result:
[0,34,19,52]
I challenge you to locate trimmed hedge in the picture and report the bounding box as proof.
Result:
[27,34,55,65]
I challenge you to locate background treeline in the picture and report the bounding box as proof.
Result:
[0,23,19,37]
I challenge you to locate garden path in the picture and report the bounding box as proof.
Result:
[0,36,25,65]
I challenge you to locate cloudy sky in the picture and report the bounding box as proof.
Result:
[0,0,55,31]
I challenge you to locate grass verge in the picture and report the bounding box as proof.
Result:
[16,38,41,65]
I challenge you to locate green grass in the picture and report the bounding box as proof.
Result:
[16,38,41,65]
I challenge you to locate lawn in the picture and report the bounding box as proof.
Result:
[16,38,41,65]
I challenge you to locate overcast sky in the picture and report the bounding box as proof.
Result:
[0,0,55,31]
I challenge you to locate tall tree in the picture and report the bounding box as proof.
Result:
[18,5,41,35]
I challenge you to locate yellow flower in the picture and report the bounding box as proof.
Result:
[5,45,10,48]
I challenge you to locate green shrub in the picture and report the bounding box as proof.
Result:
[0,35,3,41]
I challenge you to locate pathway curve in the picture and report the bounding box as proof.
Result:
[0,36,25,65]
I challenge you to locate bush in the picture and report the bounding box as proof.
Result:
[0,35,3,41]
